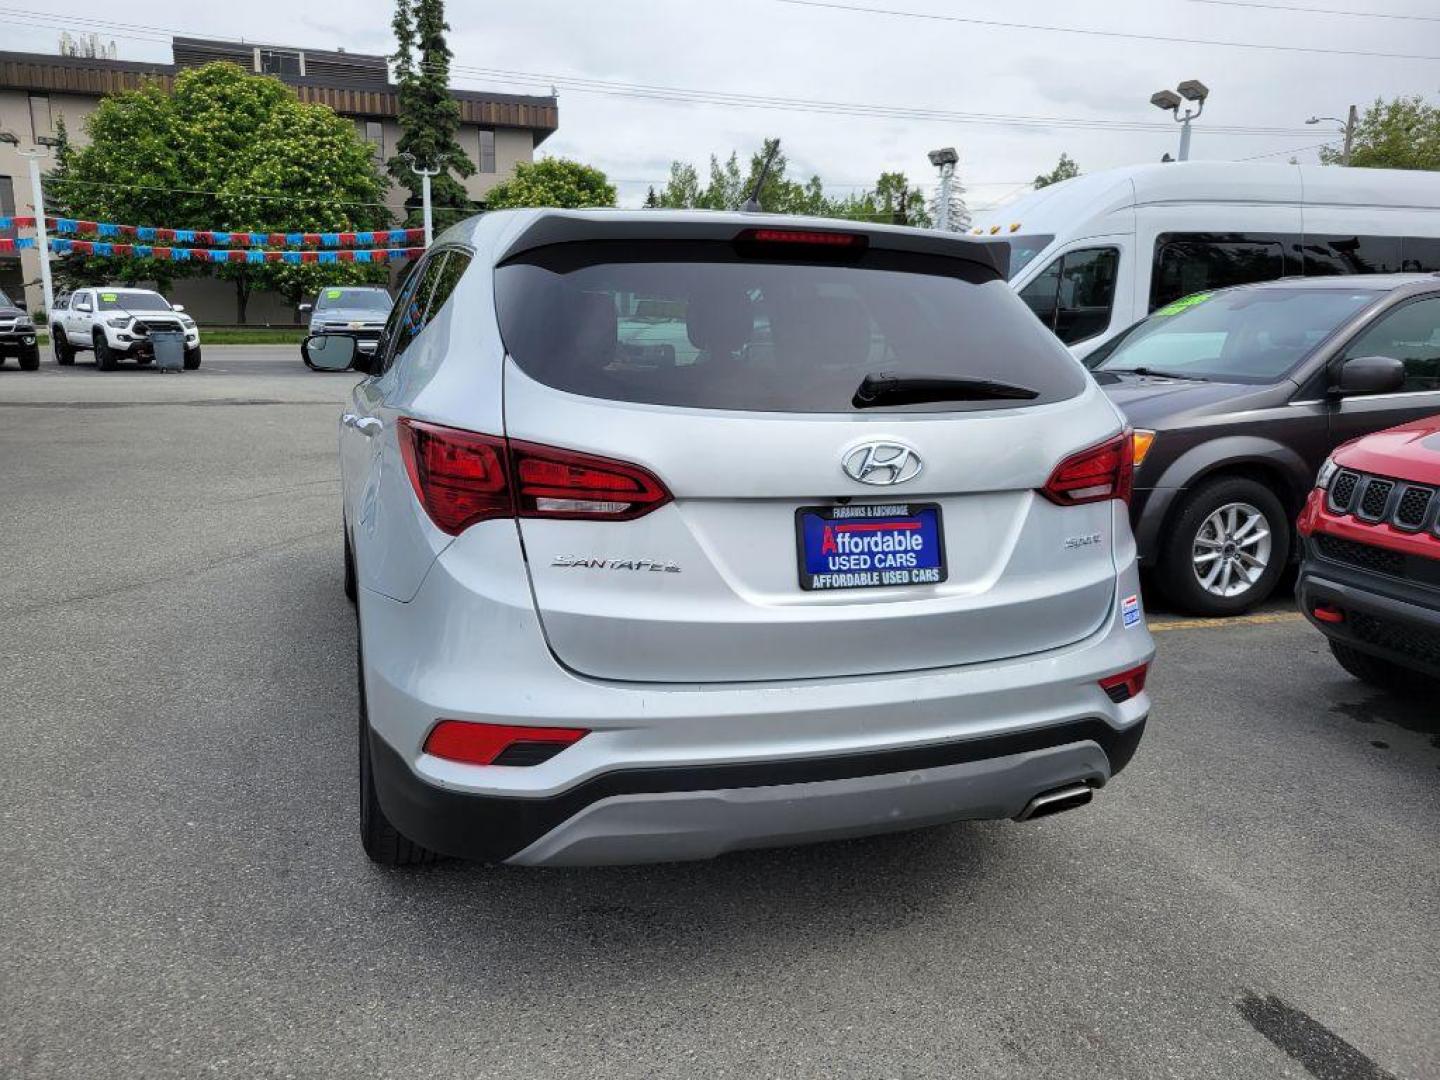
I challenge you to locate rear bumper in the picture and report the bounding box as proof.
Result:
[359,520,1154,865]
[371,718,1144,866]
[1297,538,1440,678]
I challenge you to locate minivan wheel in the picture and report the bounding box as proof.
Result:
[357,621,438,867]
[1157,477,1290,616]
[1328,640,1437,695]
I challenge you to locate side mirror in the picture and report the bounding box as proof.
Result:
[298,303,313,314]
[171,303,185,313]
[1333,355,1406,396]
[303,334,359,372]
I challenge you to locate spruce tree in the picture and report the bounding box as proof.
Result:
[388,0,475,227]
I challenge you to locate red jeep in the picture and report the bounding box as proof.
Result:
[1298,415,1440,690]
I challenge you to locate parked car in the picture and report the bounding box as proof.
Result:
[1087,274,1440,616]
[51,287,201,370]
[299,286,392,368]
[0,286,39,370]
[306,208,1155,868]
[967,162,1440,360]
[1298,415,1440,691]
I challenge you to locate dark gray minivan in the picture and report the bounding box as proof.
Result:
[1087,274,1440,615]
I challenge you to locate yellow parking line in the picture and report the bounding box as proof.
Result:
[1150,611,1305,633]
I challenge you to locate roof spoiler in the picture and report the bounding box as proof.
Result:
[495,212,1010,279]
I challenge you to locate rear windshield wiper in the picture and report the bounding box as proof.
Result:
[1104,366,1209,382]
[852,372,1039,409]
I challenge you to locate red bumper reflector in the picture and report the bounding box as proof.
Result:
[423,720,589,766]
[1312,604,1345,624]
[1099,662,1150,704]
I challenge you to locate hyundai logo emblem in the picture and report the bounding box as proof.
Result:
[841,442,923,485]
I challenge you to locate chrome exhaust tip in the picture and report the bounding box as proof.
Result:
[1014,782,1094,822]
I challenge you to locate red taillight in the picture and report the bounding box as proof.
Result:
[398,419,512,535]
[510,440,671,521]
[397,419,672,534]
[1312,604,1345,624]
[1042,431,1134,507]
[1099,662,1149,703]
[423,720,589,766]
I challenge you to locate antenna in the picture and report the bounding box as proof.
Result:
[742,141,782,213]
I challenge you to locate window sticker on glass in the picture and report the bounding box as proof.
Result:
[325,288,343,300]
[101,292,118,302]
[1157,292,1211,317]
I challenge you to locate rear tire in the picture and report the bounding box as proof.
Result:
[1156,476,1290,616]
[53,329,75,365]
[357,617,439,867]
[183,346,202,371]
[1329,640,1438,695]
[18,346,39,371]
[93,333,117,371]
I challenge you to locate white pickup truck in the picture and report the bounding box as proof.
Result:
[51,287,201,370]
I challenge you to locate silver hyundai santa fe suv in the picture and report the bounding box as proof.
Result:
[320,209,1155,867]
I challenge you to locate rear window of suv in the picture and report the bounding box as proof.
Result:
[494,240,1086,413]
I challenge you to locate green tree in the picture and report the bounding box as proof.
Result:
[1320,96,1440,171]
[388,0,475,223]
[482,157,617,209]
[53,63,391,322]
[1033,152,1080,189]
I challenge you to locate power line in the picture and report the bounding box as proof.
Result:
[1186,0,1440,22]
[2,9,1324,138]
[1235,140,1334,160]
[775,0,1440,61]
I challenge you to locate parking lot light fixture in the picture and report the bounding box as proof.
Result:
[1150,82,1209,161]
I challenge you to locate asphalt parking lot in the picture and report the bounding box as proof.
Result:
[2,346,1437,1079]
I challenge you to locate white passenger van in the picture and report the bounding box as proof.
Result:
[968,162,1440,360]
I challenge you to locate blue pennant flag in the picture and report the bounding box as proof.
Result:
[55,218,77,234]
[98,223,120,237]
[51,238,72,254]
[0,217,9,229]
[355,231,373,245]
[320,233,340,247]
[246,250,265,264]
[93,242,114,257]
[137,227,156,241]
[134,245,152,258]
[388,229,407,244]
[318,250,338,264]
[175,229,195,243]
[16,237,35,250]
[211,231,231,246]
[172,248,191,261]
[387,248,406,259]
[355,250,372,263]
[283,251,301,264]
[249,232,266,246]
[285,232,303,247]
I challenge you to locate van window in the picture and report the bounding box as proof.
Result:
[1018,247,1119,345]
[495,240,1087,414]
[1341,296,1440,392]
[1004,234,1054,279]
[1151,237,1286,310]
[1401,237,1440,273]
[1301,235,1404,276]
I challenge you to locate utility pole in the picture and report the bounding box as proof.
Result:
[402,153,441,246]
[1307,106,1359,166]
[18,146,54,318]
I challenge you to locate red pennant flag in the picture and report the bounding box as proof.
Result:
[119,225,137,236]
[113,244,133,257]
[193,249,211,262]
[227,249,247,263]
[373,249,389,263]
[264,251,283,263]
[72,240,94,254]
[77,220,97,232]
[338,250,355,263]
[268,233,286,246]
[302,233,321,246]
[0,239,13,253]
[195,231,213,245]
[338,232,356,247]
[12,216,35,229]
[301,251,318,263]
[154,246,172,260]
[156,228,174,242]
[406,228,425,243]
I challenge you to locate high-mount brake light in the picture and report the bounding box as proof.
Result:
[734,228,869,256]
[397,420,672,534]
[1042,431,1135,507]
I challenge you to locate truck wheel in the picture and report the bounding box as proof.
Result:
[183,346,202,371]
[1156,476,1290,616]
[53,329,74,365]
[18,346,39,371]
[93,332,118,371]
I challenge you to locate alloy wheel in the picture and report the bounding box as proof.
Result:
[1191,501,1272,598]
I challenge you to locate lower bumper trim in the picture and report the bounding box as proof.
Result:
[369,715,1147,865]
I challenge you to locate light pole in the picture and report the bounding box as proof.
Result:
[927,146,958,232]
[1307,105,1358,166]
[0,130,53,317]
[401,152,440,247]
[1150,80,1209,162]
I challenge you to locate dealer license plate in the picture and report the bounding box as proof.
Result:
[795,503,947,591]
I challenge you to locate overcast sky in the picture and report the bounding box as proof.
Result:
[6,0,1438,211]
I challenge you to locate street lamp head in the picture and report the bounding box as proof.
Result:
[927,147,959,167]
[1176,79,1209,103]
[1150,89,1183,113]
[35,135,61,148]
[0,129,20,146]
